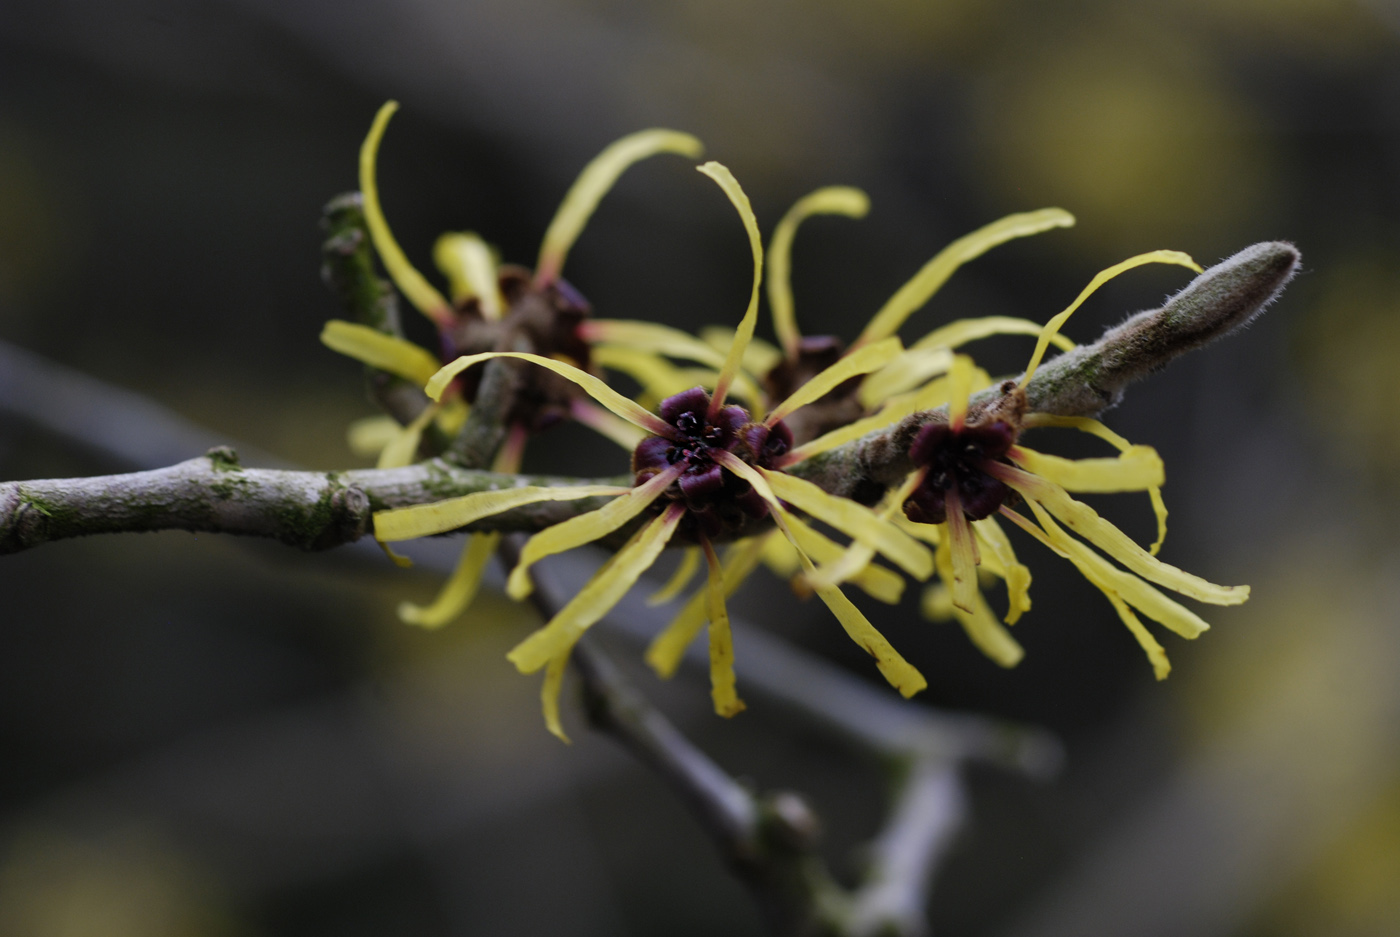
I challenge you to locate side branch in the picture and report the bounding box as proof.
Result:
[0,448,622,555]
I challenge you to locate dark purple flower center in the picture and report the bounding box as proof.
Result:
[632,387,794,541]
[903,419,1017,525]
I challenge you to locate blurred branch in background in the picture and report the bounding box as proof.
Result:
[0,333,1059,935]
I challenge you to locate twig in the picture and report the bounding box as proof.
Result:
[0,241,1299,555]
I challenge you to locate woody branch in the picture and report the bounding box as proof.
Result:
[0,241,1297,556]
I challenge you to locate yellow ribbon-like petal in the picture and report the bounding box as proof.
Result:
[375,403,439,469]
[347,415,402,459]
[912,315,1079,355]
[1020,250,1203,388]
[433,232,503,318]
[505,465,682,599]
[398,531,501,628]
[783,513,905,604]
[765,337,902,426]
[535,129,704,285]
[856,208,1076,347]
[700,326,783,378]
[426,351,674,437]
[541,651,573,742]
[701,539,746,717]
[990,462,1247,606]
[933,538,1024,667]
[585,320,728,369]
[374,483,627,543]
[646,537,767,678]
[802,470,923,594]
[359,102,452,324]
[946,353,976,432]
[857,346,954,407]
[767,186,870,360]
[1009,445,1164,492]
[321,320,441,385]
[648,546,701,606]
[973,515,1031,624]
[791,545,927,697]
[745,463,934,580]
[508,505,685,673]
[591,344,761,408]
[696,162,764,413]
[1022,413,1169,555]
[569,399,648,450]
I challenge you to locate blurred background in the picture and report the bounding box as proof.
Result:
[2,1,1399,934]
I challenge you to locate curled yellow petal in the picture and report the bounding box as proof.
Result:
[912,315,1078,355]
[701,539,746,717]
[648,546,701,606]
[585,320,728,369]
[375,403,440,469]
[760,529,801,578]
[701,326,783,377]
[757,465,934,580]
[696,162,763,412]
[646,537,767,678]
[1020,250,1203,389]
[973,515,1031,624]
[933,539,1024,667]
[506,465,682,600]
[783,512,905,604]
[946,353,977,431]
[398,531,500,628]
[943,487,980,613]
[857,346,954,407]
[571,399,647,450]
[791,546,927,697]
[433,232,503,318]
[508,505,684,673]
[591,344,762,408]
[991,463,1247,606]
[1105,590,1171,680]
[541,651,572,742]
[1009,445,1165,492]
[767,186,870,360]
[321,320,441,385]
[784,382,948,465]
[802,470,922,593]
[426,351,673,437]
[1022,413,1169,555]
[374,483,628,543]
[359,102,452,324]
[347,415,402,459]
[765,336,902,426]
[856,208,1076,347]
[535,129,704,285]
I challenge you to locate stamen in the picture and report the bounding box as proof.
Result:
[535,129,704,286]
[1019,250,1203,389]
[855,208,1075,348]
[766,186,870,361]
[358,102,453,325]
[696,162,764,417]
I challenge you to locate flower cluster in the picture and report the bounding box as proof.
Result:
[352,104,1250,739]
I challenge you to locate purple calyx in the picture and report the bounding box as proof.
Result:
[632,387,794,539]
[903,418,1017,525]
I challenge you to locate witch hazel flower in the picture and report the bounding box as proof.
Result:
[321,101,702,628]
[815,251,1250,677]
[372,161,932,738]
